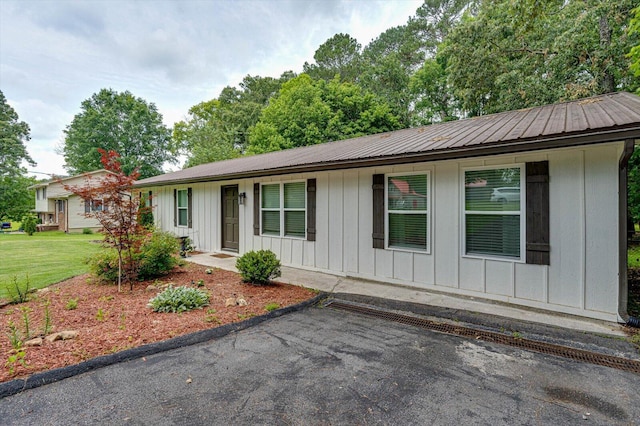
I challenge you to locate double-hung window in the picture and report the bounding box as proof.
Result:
[463,165,524,260]
[386,173,429,251]
[177,189,189,227]
[261,182,306,238]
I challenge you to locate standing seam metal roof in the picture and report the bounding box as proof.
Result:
[136,92,640,187]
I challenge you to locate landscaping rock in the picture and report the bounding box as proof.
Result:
[45,330,79,342]
[24,337,43,347]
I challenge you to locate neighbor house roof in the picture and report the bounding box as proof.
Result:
[28,170,112,190]
[136,92,640,187]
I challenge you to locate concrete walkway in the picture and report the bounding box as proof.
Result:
[187,252,628,338]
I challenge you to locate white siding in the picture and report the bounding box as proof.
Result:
[146,142,625,321]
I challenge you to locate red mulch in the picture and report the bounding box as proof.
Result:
[1,263,317,382]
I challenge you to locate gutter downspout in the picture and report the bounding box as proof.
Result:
[619,139,640,327]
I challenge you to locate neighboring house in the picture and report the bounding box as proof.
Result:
[134,92,640,323]
[29,170,113,233]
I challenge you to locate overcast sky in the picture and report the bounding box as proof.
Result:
[0,0,423,177]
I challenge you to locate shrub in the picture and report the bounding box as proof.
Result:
[148,286,209,313]
[82,228,93,235]
[137,230,180,280]
[87,230,180,283]
[21,214,37,236]
[87,249,120,282]
[235,250,281,285]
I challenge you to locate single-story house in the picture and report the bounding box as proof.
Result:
[135,92,640,323]
[29,170,113,233]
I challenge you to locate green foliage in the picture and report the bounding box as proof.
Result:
[5,275,30,304]
[248,74,401,154]
[148,286,209,313]
[629,6,640,93]
[88,230,180,283]
[443,0,638,116]
[95,308,107,322]
[5,348,27,375]
[20,306,31,339]
[7,321,22,350]
[87,249,120,282]
[235,250,282,285]
[137,230,181,280]
[43,300,53,335]
[62,88,175,179]
[0,90,37,221]
[176,73,294,167]
[264,302,280,312]
[65,298,78,310]
[303,33,363,83]
[21,214,37,236]
[82,228,93,235]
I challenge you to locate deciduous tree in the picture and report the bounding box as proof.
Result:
[0,90,36,220]
[63,149,143,291]
[62,89,174,179]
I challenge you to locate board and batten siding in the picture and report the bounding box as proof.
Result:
[146,142,624,321]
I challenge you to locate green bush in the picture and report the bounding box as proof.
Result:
[138,230,180,280]
[82,228,93,235]
[148,285,209,313]
[235,250,281,285]
[87,249,120,282]
[87,230,180,283]
[21,214,37,236]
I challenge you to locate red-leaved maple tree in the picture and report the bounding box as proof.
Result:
[63,149,144,291]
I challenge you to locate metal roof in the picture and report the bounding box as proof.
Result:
[136,92,640,187]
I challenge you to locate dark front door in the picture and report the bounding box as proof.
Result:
[222,185,240,251]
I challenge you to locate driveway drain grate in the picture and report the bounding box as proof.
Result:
[326,300,640,375]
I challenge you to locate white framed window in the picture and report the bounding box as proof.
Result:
[386,172,430,251]
[177,189,189,227]
[462,165,525,260]
[261,181,306,238]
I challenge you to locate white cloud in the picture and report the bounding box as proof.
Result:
[1,0,422,176]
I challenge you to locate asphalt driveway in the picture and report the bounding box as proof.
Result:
[1,304,639,425]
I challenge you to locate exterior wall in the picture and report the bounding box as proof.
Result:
[146,142,624,321]
[66,196,101,232]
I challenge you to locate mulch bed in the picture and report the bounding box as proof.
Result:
[1,263,316,382]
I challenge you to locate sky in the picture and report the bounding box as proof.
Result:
[0,0,423,177]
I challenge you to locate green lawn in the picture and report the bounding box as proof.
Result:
[0,232,103,298]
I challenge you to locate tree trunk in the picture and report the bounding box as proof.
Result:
[599,14,615,93]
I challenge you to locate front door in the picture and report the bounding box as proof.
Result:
[222,185,240,251]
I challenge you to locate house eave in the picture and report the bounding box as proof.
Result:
[134,126,640,188]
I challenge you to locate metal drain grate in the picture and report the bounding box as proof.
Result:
[326,300,640,375]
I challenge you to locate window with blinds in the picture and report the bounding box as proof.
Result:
[463,166,523,259]
[261,182,306,238]
[386,173,429,251]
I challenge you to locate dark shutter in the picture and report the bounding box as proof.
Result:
[148,191,152,205]
[253,183,260,236]
[306,178,316,241]
[187,187,193,229]
[526,161,550,265]
[84,200,90,214]
[372,174,385,249]
[173,189,177,227]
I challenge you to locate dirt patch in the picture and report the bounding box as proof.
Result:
[1,263,316,382]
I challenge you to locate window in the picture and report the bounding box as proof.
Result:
[261,182,306,238]
[386,173,429,251]
[463,166,524,259]
[177,189,189,227]
[84,199,104,213]
[57,200,64,213]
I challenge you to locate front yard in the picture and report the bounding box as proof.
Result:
[0,232,102,298]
